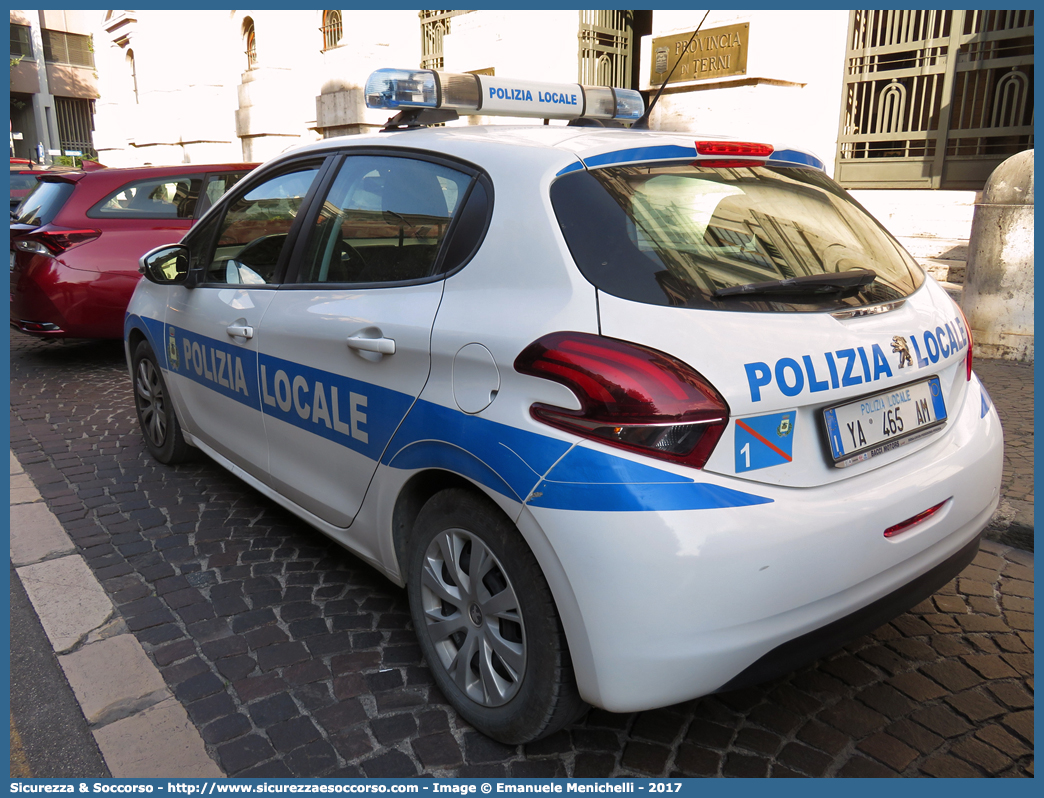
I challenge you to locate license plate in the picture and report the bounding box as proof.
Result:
[823,377,946,467]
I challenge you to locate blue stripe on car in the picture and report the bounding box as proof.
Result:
[257,351,412,461]
[383,399,570,501]
[555,161,586,177]
[167,325,264,412]
[124,313,167,362]
[386,400,771,512]
[769,149,825,170]
[131,319,771,513]
[582,146,698,168]
[528,479,772,512]
[578,146,822,173]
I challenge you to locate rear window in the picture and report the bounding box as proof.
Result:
[550,163,924,312]
[9,174,40,191]
[12,180,75,227]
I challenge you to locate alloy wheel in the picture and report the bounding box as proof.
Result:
[419,528,526,706]
[135,358,167,448]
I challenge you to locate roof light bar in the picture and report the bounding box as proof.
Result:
[364,68,645,122]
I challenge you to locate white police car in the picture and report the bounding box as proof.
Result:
[126,68,1004,744]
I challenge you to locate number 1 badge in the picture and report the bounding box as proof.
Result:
[735,411,796,473]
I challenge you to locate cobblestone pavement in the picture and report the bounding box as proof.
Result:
[9,335,1033,778]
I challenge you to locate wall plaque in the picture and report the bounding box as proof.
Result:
[650,23,749,86]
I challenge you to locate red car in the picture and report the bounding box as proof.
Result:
[11,162,254,339]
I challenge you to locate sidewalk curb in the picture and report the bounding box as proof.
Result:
[10,451,225,779]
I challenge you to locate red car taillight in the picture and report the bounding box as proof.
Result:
[13,228,101,256]
[514,332,730,470]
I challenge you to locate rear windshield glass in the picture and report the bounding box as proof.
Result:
[12,180,75,227]
[550,163,924,312]
[9,174,39,191]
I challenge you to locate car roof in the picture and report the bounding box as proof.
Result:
[34,162,258,192]
[275,125,825,173]
[72,162,257,179]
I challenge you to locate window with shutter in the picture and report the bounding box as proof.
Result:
[42,29,95,68]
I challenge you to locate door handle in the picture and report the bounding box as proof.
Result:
[346,335,396,355]
[227,324,254,339]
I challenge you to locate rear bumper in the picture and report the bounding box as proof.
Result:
[522,375,1003,712]
[10,251,121,339]
[716,532,981,693]
[11,252,70,336]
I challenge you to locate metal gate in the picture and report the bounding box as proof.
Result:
[420,10,470,70]
[578,10,633,88]
[836,10,1034,189]
[54,96,96,159]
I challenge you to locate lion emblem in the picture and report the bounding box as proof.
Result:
[891,335,912,369]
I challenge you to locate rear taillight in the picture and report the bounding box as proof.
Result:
[13,228,100,256]
[514,332,730,470]
[955,303,973,381]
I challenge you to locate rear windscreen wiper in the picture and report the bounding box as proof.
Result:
[712,269,878,298]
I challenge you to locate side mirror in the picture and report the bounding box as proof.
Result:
[139,244,190,285]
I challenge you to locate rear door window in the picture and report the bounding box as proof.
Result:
[296,155,472,285]
[88,175,205,219]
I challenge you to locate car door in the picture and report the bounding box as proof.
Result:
[163,160,326,482]
[83,172,201,332]
[256,151,480,527]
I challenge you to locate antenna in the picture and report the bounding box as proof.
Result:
[633,10,711,130]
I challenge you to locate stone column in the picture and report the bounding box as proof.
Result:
[962,150,1034,363]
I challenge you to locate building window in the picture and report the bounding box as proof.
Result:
[244,19,257,69]
[578,10,634,88]
[322,10,343,50]
[127,49,138,104]
[836,9,1034,190]
[420,10,469,70]
[11,24,32,59]
[42,29,95,68]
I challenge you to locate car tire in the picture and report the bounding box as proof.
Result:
[132,340,194,464]
[407,488,587,744]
